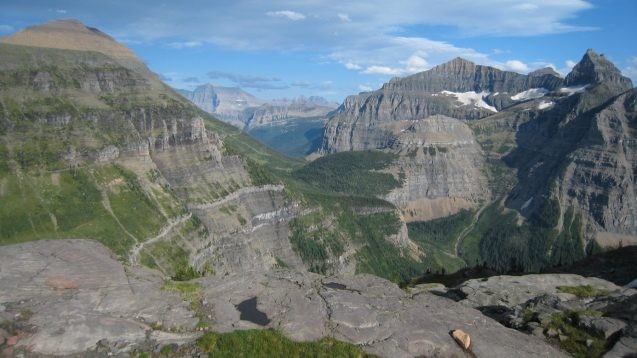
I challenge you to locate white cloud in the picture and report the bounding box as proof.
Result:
[337,13,351,22]
[565,60,577,69]
[167,41,203,49]
[402,55,429,74]
[22,1,597,87]
[514,3,539,11]
[56,9,67,14]
[504,60,529,73]
[266,10,306,21]
[362,65,402,75]
[358,84,374,92]
[335,36,490,77]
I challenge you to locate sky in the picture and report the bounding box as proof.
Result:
[0,0,635,102]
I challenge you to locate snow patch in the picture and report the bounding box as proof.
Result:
[559,84,589,96]
[511,88,548,101]
[538,101,554,110]
[441,90,497,112]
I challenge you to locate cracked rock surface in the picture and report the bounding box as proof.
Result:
[201,270,566,357]
[0,239,567,357]
[0,240,198,356]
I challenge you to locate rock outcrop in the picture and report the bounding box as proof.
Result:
[0,239,567,357]
[444,273,637,357]
[385,115,490,221]
[0,240,198,356]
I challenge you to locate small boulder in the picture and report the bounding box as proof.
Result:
[578,316,626,339]
[451,329,471,350]
[546,328,559,338]
[532,326,544,337]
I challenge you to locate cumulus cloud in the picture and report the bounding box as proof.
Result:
[207,70,288,89]
[565,60,578,69]
[168,41,202,49]
[336,36,489,76]
[9,1,598,86]
[345,63,362,70]
[362,65,402,75]
[403,55,429,74]
[504,60,529,73]
[266,10,305,21]
[358,84,374,92]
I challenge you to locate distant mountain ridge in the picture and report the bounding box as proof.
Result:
[179,84,337,130]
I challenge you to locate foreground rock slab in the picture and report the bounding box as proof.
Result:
[0,240,198,355]
[0,240,565,357]
[201,271,566,357]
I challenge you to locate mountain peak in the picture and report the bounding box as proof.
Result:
[529,67,561,78]
[0,19,138,61]
[565,48,633,89]
[440,57,476,68]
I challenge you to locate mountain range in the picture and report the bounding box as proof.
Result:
[0,19,635,358]
[179,84,337,129]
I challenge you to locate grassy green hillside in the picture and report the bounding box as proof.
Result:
[0,42,431,285]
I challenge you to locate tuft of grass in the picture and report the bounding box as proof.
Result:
[197,329,376,358]
[543,311,608,358]
[557,285,609,298]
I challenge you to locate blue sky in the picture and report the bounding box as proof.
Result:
[1,0,635,102]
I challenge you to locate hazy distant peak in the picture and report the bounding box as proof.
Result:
[529,67,561,78]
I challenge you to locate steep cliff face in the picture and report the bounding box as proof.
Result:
[496,50,635,248]
[385,116,489,221]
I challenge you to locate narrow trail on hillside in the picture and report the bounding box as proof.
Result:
[99,189,139,244]
[128,213,192,265]
[188,184,284,210]
[453,200,495,266]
